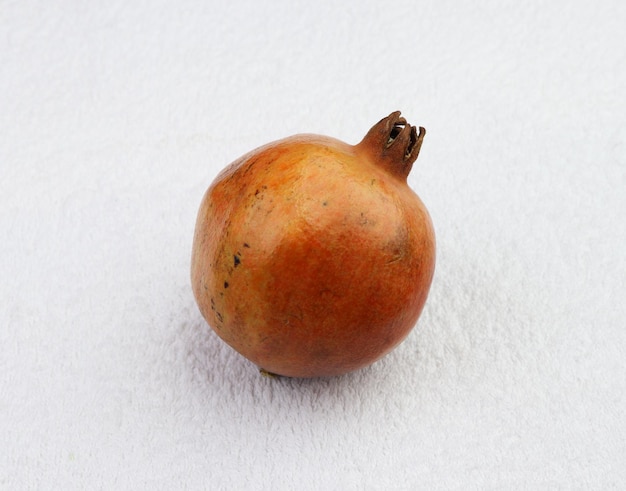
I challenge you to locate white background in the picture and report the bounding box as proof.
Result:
[2,0,625,489]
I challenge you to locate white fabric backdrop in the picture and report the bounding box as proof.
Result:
[2,0,625,488]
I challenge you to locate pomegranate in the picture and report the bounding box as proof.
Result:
[191,111,435,378]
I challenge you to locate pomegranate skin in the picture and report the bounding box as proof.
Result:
[191,112,435,378]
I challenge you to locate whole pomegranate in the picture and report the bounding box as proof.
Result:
[191,111,435,378]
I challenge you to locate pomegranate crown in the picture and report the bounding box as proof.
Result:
[359,111,426,179]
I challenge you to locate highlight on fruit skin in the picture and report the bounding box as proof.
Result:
[191,111,435,378]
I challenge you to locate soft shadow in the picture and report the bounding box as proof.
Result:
[179,306,387,413]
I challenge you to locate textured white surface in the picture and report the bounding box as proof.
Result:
[2,0,625,488]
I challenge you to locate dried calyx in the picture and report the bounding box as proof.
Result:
[359,111,426,179]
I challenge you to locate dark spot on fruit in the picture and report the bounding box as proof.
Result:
[216,311,224,322]
[322,201,328,206]
[384,226,409,263]
[243,243,250,248]
[234,255,241,267]
[224,281,229,288]
[242,159,256,176]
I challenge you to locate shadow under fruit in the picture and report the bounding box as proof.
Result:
[191,112,436,378]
